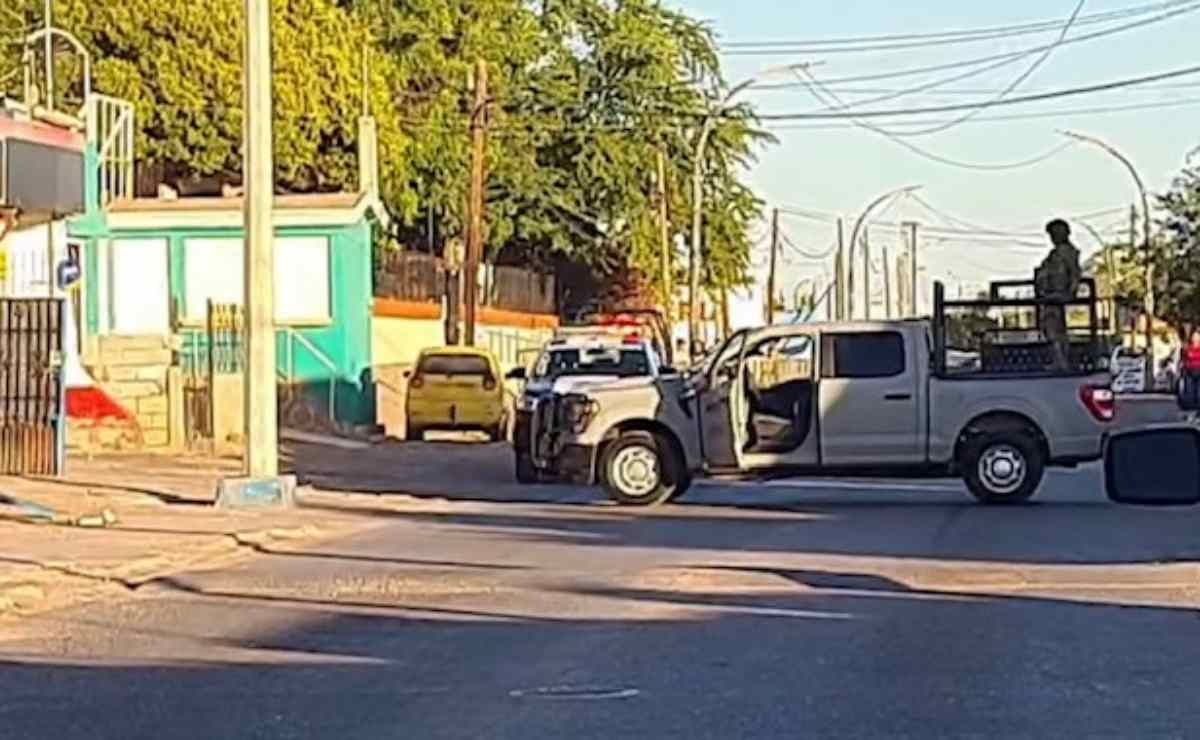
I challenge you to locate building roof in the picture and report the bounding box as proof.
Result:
[0,102,85,151]
[107,192,362,213]
[102,191,390,230]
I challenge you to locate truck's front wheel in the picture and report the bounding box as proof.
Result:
[961,431,1045,505]
[600,431,685,507]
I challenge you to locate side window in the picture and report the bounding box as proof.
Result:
[823,332,906,379]
[746,334,814,389]
[709,332,747,385]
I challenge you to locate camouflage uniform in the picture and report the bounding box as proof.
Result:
[1034,242,1082,370]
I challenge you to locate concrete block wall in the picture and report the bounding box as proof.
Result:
[74,335,179,450]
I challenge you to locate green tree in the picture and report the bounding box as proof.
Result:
[9,0,409,202]
[1156,162,1200,335]
[4,0,768,300]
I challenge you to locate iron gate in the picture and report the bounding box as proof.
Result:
[0,298,63,474]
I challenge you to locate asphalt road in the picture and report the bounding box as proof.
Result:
[4,441,1200,739]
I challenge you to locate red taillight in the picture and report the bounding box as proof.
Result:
[409,375,424,389]
[1080,385,1115,422]
[483,377,497,391]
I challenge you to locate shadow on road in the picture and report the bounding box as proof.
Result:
[4,560,1200,739]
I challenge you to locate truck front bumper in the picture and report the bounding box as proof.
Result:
[552,444,597,485]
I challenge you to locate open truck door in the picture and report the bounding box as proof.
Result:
[1104,425,1200,506]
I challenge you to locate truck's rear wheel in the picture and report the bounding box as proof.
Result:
[601,431,685,507]
[961,430,1045,505]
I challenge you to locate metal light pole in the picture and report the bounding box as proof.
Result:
[243,0,278,477]
[688,62,815,355]
[846,185,921,320]
[1078,221,1121,337]
[1061,130,1154,385]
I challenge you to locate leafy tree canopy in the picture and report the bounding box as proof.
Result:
[2,0,766,294]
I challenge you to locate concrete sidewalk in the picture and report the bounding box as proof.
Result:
[0,451,430,620]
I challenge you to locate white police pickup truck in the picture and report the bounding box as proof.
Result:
[507,326,671,483]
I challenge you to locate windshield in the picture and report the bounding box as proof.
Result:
[533,347,652,379]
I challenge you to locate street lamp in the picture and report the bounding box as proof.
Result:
[1060,130,1155,385]
[688,62,816,356]
[846,185,922,320]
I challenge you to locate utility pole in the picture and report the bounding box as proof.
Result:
[835,218,845,320]
[43,0,53,110]
[882,246,892,319]
[656,146,673,321]
[242,0,278,477]
[1128,204,1137,345]
[463,59,488,347]
[444,238,463,345]
[767,207,780,324]
[904,221,919,316]
[862,227,871,320]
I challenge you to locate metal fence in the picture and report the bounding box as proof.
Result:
[0,298,63,474]
[374,251,444,303]
[374,249,557,315]
[486,266,556,315]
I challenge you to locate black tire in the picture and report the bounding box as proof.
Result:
[405,425,424,443]
[960,429,1045,505]
[514,450,540,484]
[667,472,693,503]
[600,431,684,507]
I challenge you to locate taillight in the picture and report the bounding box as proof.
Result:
[409,375,424,389]
[1080,385,1115,422]
[483,377,497,391]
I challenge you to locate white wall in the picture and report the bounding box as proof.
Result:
[0,219,68,297]
[371,315,553,371]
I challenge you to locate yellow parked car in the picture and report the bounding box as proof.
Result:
[405,346,507,442]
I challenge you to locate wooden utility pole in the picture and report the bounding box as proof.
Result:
[1127,203,1138,348]
[896,249,909,317]
[463,59,488,347]
[242,0,278,477]
[656,147,673,320]
[882,246,892,319]
[835,217,845,320]
[861,227,871,320]
[767,207,780,324]
[905,221,919,316]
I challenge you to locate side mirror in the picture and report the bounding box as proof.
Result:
[506,367,527,381]
[402,370,412,379]
[660,366,678,376]
[1105,425,1200,505]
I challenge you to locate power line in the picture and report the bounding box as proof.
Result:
[796,66,1080,171]
[750,1,1200,91]
[786,81,1200,97]
[763,96,1200,130]
[721,0,1188,53]
[748,63,1200,120]
[891,0,1089,137]
[909,193,1049,238]
[781,231,839,260]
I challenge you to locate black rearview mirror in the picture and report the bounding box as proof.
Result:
[506,367,527,381]
[1105,426,1200,506]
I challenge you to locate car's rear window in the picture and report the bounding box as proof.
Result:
[418,354,491,376]
[537,348,651,378]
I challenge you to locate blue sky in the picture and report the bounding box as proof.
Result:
[674,0,1200,319]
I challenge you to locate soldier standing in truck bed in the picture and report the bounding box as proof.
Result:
[1035,219,1082,370]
